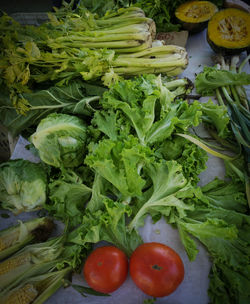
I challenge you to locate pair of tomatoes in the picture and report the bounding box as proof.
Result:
[83,242,184,298]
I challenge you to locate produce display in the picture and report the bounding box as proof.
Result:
[0,3,188,114]
[80,0,223,32]
[0,1,250,304]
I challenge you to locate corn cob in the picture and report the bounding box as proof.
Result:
[0,267,72,304]
[2,284,38,304]
[0,252,31,276]
[0,236,64,292]
[0,217,54,261]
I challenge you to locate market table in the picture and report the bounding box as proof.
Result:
[1,27,249,304]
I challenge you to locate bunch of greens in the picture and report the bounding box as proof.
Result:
[0,80,106,137]
[178,178,250,303]
[0,1,188,116]
[47,74,249,303]
[195,54,250,206]
[42,74,203,249]
[1,73,249,303]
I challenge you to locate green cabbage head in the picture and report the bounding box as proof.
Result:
[0,159,47,214]
[30,113,87,168]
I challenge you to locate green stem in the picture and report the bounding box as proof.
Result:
[235,86,249,110]
[33,268,72,304]
[221,87,235,104]
[231,86,241,106]
[55,32,150,43]
[215,88,224,106]
[176,133,235,161]
[118,45,184,58]
[239,54,250,73]
[206,127,239,152]
[114,56,186,68]
[244,171,250,208]
[50,39,145,49]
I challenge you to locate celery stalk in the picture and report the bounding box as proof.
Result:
[118,45,186,58]
[49,39,147,49]
[114,56,187,68]
[55,32,151,43]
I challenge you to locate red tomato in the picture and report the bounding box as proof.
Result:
[83,246,128,293]
[129,242,184,297]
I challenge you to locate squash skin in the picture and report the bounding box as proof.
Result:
[175,1,218,34]
[207,32,249,55]
[179,20,208,34]
[207,8,250,55]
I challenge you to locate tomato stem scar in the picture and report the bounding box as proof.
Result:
[152,264,162,270]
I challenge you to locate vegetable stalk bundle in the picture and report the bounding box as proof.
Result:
[0,2,188,113]
[114,45,188,76]
[195,54,250,205]
[49,6,156,54]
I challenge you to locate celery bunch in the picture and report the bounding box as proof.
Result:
[0,2,188,114]
[49,6,156,53]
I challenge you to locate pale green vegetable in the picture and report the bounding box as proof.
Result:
[0,160,47,214]
[30,113,87,168]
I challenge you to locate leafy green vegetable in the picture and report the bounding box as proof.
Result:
[201,178,247,213]
[0,159,47,214]
[85,135,153,199]
[177,177,250,303]
[46,168,92,228]
[102,74,199,145]
[195,55,250,207]
[80,0,131,17]
[2,70,249,304]
[30,113,87,168]
[0,80,105,137]
[157,136,208,185]
[0,3,189,117]
[128,159,195,231]
[200,99,231,139]
[195,66,250,96]
[68,199,142,257]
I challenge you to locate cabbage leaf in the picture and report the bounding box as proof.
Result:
[0,159,47,213]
